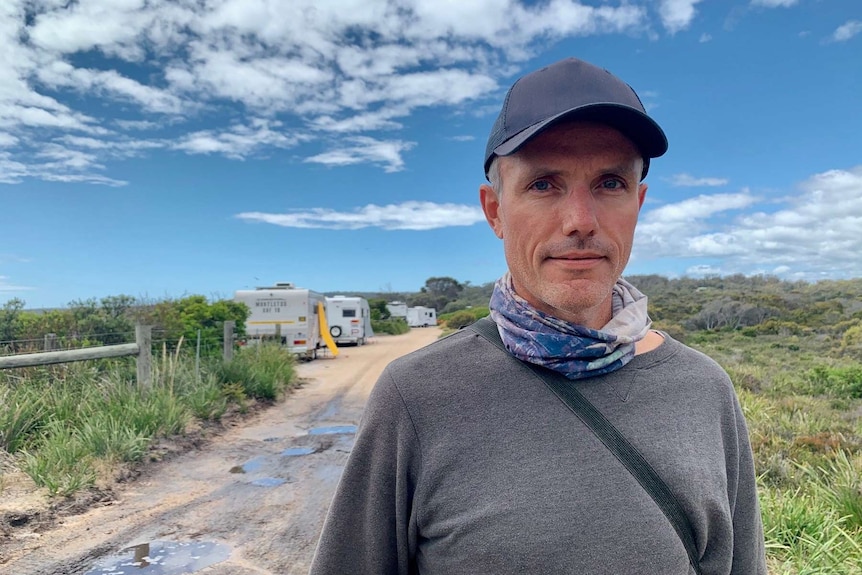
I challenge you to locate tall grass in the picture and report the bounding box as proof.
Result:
[697,333,862,574]
[215,343,296,400]
[0,343,296,496]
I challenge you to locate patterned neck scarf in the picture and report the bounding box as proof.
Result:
[488,273,652,380]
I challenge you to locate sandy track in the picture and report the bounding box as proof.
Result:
[0,327,442,575]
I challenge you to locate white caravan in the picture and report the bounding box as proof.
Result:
[386,301,408,319]
[407,306,437,327]
[325,296,374,346]
[234,282,336,360]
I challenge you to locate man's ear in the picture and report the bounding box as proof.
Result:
[638,182,648,210]
[479,184,504,239]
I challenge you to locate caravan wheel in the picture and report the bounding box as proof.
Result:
[330,325,342,338]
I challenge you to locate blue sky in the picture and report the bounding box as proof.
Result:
[1,0,861,309]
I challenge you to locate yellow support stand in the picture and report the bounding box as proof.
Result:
[317,301,340,357]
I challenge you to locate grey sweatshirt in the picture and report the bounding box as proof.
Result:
[309,328,767,575]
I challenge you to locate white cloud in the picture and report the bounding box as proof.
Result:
[667,173,729,187]
[172,120,306,159]
[304,137,416,173]
[0,147,127,186]
[310,110,405,134]
[750,0,799,7]
[0,0,658,185]
[114,119,162,131]
[658,0,704,34]
[634,191,756,261]
[0,275,33,292]
[832,20,862,43]
[236,201,486,231]
[699,33,712,43]
[37,61,187,114]
[635,166,862,279]
[0,152,28,184]
[685,264,725,277]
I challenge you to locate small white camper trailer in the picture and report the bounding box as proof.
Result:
[407,306,437,327]
[234,282,333,360]
[324,296,374,346]
[386,301,408,319]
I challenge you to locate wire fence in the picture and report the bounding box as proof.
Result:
[0,323,238,386]
[0,326,236,357]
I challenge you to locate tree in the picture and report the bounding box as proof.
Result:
[0,298,25,344]
[367,298,391,321]
[688,298,754,331]
[408,277,464,311]
[422,277,464,301]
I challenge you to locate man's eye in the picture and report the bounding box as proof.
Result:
[531,180,552,191]
[600,178,625,190]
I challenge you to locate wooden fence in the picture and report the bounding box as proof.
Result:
[0,325,153,386]
[0,322,236,387]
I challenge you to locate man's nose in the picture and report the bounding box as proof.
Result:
[559,188,599,237]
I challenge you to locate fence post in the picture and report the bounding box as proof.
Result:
[136,324,152,388]
[44,333,57,351]
[195,329,201,381]
[224,321,235,362]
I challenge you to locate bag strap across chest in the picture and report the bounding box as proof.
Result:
[470,317,702,574]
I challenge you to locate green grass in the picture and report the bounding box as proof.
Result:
[694,332,862,574]
[371,317,410,335]
[0,343,296,497]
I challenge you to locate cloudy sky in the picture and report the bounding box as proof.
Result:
[1,0,860,308]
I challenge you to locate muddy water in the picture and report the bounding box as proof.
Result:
[84,540,231,575]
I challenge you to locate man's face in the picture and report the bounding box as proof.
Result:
[480,121,647,329]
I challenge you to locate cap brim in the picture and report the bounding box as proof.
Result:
[492,103,668,163]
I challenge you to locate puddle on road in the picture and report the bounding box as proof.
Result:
[251,477,287,487]
[308,425,357,436]
[262,437,281,442]
[282,446,316,457]
[84,540,230,575]
[229,456,266,474]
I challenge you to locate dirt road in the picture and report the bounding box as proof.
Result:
[1,327,443,575]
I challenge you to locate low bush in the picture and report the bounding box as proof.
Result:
[372,318,410,335]
[444,310,480,330]
[217,343,297,401]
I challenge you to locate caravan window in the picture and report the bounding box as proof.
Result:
[342,309,357,318]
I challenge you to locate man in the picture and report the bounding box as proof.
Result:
[309,57,767,574]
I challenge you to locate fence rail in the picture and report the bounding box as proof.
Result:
[0,323,237,387]
[0,325,153,387]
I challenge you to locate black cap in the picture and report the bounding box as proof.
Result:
[484,57,668,180]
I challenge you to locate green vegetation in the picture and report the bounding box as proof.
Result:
[3,274,862,571]
[438,306,490,330]
[0,292,294,497]
[1,344,295,496]
[367,297,410,335]
[623,275,862,575]
[1,294,250,356]
[372,318,410,335]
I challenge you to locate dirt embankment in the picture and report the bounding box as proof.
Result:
[0,327,443,575]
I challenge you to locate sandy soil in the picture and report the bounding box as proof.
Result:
[0,327,443,575]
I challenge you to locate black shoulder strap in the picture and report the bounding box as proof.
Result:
[470,317,702,574]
